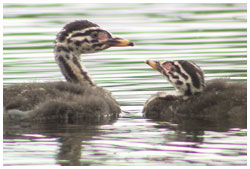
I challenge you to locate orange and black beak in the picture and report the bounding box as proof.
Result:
[105,37,134,47]
[145,60,164,72]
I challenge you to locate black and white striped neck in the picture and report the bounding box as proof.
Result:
[55,44,95,85]
[54,20,134,85]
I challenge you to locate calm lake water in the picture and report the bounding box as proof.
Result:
[3,3,247,166]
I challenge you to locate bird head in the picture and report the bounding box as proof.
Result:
[55,20,134,54]
[146,60,205,95]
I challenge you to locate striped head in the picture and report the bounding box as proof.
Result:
[55,20,134,54]
[146,60,205,96]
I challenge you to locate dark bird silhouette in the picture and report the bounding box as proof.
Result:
[143,60,246,128]
[4,20,134,124]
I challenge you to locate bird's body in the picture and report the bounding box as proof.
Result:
[4,82,121,124]
[143,60,247,128]
[4,20,134,124]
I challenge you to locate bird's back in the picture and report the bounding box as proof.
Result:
[4,82,120,124]
[143,79,246,128]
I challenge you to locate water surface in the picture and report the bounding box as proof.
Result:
[3,3,247,166]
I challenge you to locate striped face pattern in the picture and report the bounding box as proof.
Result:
[55,20,133,54]
[54,20,134,85]
[146,60,205,96]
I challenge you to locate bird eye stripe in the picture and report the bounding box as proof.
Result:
[71,30,93,37]
[169,72,179,79]
[91,39,99,43]
[70,29,111,39]
[81,39,90,43]
[72,39,90,46]
[92,43,105,48]
[174,64,189,80]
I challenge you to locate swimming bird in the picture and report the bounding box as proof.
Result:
[143,60,246,128]
[3,20,134,124]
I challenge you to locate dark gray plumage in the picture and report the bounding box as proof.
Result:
[4,20,134,124]
[4,82,120,124]
[143,60,247,128]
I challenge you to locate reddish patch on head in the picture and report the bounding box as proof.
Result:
[162,63,172,71]
[98,32,109,42]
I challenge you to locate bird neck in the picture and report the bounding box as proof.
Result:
[54,44,95,86]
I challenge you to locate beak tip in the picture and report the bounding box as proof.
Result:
[145,60,161,71]
[129,42,135,46]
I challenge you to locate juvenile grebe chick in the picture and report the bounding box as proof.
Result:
[4,20,134,124]
[143,60,246,127]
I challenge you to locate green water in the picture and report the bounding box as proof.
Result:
[3,3,247,166]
